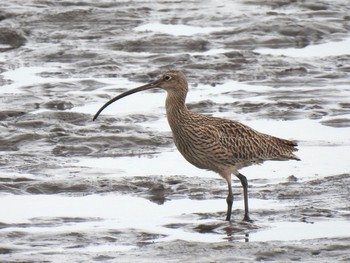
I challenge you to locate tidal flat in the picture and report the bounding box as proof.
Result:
[1,0,350,262]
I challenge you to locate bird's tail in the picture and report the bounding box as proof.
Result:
[272,137,300,161]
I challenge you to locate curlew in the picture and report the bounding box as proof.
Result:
[93,70,300,221]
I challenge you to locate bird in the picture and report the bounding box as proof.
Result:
[93,70,300,222]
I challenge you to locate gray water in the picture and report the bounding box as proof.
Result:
[1,1,350,262]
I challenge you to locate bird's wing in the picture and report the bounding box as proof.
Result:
[204,120,299,163]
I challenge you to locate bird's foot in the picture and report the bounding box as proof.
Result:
[243,214,253,223]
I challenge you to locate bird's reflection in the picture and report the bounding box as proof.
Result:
[223,221,252,242]
[193,213,256,242]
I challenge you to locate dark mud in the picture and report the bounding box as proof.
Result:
[1,0,350,262]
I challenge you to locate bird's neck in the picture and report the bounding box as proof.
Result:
[165,91,189,128]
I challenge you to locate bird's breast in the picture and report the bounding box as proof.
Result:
[169,123,231,173]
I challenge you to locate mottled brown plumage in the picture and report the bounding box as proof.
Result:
[93,70,300,221]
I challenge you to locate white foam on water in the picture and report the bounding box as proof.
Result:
[134,23,229,36]
[0,66,52,94]
[79,244,137,253]
[189,48,233,56]
[255,37,350,57]
[0,65,119,95]
[0,44,12,51]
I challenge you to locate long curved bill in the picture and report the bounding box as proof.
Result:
[93,79,161,121]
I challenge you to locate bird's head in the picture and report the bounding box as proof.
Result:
[158,70,188,93]
[93,70,188,121]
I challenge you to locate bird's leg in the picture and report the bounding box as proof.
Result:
[236,173,251,222]
[225,179,233,221]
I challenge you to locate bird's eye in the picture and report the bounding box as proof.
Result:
[164,75,172,81]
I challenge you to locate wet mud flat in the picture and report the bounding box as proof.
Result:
[1,173,350,262]
[1,0,350,262]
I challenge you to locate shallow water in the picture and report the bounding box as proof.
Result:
[1,0,350,262]
[256,37,350,57]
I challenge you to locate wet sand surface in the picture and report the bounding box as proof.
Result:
[1,0,350,262]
